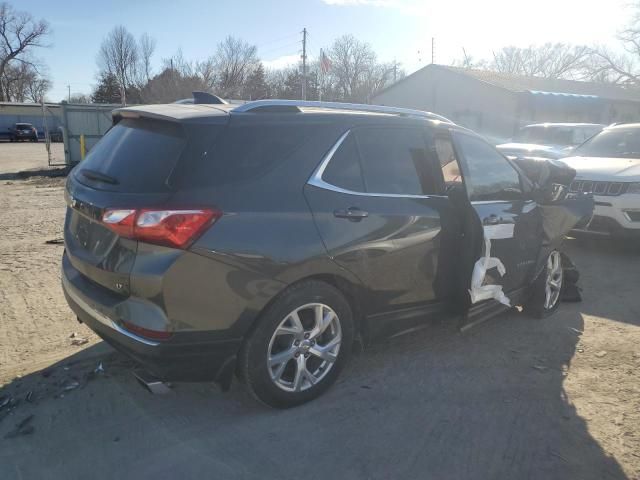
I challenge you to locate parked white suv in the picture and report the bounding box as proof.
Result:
[561,124,640,237]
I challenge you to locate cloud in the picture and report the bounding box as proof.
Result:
[322,0,399,5]
[262,54,301,70]
[321,0,427,16]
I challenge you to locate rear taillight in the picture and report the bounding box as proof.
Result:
[102,208,221,248]
[120,320,173,341]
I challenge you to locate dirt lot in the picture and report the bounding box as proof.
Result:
[0,143,639,479]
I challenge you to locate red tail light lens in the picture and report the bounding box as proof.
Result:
[102,208,221,248]
[120,320,173,341]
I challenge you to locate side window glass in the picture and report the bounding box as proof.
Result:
[454,133,522,201]
[322,134,365,192]
[434,135,463,189]
[354,127,427,195]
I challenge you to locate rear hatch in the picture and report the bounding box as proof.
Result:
[64,112,226,296]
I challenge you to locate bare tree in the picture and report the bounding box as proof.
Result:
[489,43,589,79]
[2,61,50,102]
[138,32,155,83]
[25,73,51,102]
[328,35,376,101]
[195,57,216,89]
[584,3,640,86]
[452,48,487,69]
[68,93,91,104]
[142,68,208,104]
[0,2,50,101]
[98,26,139,103]
[211,36,259,98]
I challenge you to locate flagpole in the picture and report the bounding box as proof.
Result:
[319,49,323,102]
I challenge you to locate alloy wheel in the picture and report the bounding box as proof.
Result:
[544,251,563,310]
[267,303,342,392]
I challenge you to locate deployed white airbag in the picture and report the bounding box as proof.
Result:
[468,223,514,306]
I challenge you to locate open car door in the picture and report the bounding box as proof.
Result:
[432,128,543,326]
[433,127,594,328]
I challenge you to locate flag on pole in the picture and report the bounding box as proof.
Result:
[320,49,332,74]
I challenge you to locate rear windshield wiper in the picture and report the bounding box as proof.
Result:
[80,169,119,185]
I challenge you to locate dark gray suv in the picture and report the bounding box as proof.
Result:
[62,99,591,407]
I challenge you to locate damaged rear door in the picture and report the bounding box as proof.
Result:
[447,130,542,304]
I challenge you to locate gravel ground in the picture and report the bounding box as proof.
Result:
[0,144,638,479]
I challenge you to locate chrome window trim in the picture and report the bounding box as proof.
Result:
[307,130,436,199]
[308,129,536,204]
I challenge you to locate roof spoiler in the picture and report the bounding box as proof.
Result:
[192,91,227,104]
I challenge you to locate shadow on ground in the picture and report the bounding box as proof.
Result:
[0,166,69,182]
[0,239,633,479]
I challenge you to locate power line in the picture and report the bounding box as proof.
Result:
[259,40,301,58]
[255,32,299,50]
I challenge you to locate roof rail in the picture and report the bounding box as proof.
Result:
[232,99,453,123]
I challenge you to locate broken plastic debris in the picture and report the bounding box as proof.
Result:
[134,370,172,395]
[94,362,105,374]
[468,224,514,307]
[45,238,64,245]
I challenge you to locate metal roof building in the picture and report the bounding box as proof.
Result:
[372,64,640,142]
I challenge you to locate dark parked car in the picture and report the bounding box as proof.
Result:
[61,100,591,408]
[8,122,38,142]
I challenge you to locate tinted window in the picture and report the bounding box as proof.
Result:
[455,133,522,201]
[434,135,463,188]
[322,134,365,192]
[354,127,427,195]
[77,118,185,193]
[573,128,640,159]
[179,124,314,187]
[516,126,575,145]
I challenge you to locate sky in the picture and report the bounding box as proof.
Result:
[23,0,633,101]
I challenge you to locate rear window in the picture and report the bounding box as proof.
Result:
[176,123,315,187]
[16,123,32,128]
[76,118,186,193]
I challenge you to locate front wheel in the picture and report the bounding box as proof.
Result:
[523,250,564,319]
[239,280,354,408]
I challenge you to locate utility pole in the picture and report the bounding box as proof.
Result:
[431,37,435,64]
[67,84,70,102]
[301,28,307,100]
[393,58,398,82]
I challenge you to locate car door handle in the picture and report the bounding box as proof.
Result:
[334,207,369,221]
[482,214,501,225]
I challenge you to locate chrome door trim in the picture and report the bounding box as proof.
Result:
[307,130,436,200]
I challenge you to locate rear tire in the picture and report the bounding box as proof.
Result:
[523,250,564,319]
[239,280,354,408]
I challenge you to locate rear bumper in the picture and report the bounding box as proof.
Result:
[61,253,241,384]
